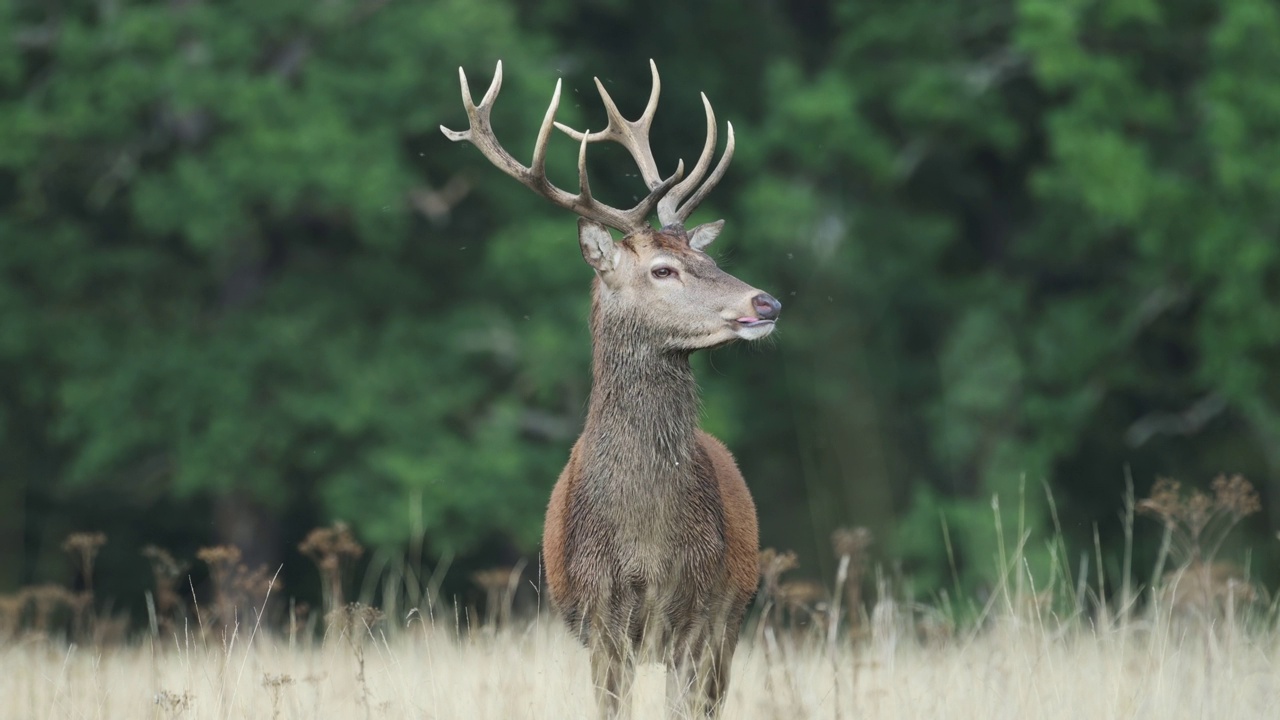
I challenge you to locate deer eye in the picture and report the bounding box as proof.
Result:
[651,266,677,280]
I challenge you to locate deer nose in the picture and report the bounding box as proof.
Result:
[752,293,782,321]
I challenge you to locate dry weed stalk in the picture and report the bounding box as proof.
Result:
[262,672,296,720]
[758,549,835,635]
[62,532,107,597]
[755,549,806,715]
[831,526,873,641]
[299,522,364,614]
[757,548,799,640]
[25,583,74,636]
[288,600,312,640]
[471,565,522,628]
[232,564,282,613]
[0,592,25,641]
[197,545,241,630]
[62,532,106,638]
[1138,474,1262,620]
[326,602,384,639]
[66,590,97,642]
[752,548,793,622]
[197,545,280,631]
[777,579,828,632]
[326,603,384,720]
[142,545,188,635]
[0,584,112,642]
[197,545,240,623]
[153,689,192,719]
[759,549,798,598]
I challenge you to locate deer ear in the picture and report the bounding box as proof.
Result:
[687,220,724,251]
[578,218,618,272]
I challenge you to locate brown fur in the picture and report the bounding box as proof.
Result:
[542,225,771,718]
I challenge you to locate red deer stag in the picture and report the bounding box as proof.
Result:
[442,61,780,719]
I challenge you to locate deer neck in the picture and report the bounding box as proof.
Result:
[580,292,700,484]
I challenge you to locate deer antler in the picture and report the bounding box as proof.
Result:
[440,61,684,235]
[554,60,735,228]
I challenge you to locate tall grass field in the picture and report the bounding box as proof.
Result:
[4,477,1278,719]
[5,608,1279,719]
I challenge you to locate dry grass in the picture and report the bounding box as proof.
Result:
[5,476,1276,718]
[3,609,1279,719]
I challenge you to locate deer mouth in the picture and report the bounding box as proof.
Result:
[733,317,776,340]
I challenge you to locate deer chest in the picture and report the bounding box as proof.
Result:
[569,466,728,590]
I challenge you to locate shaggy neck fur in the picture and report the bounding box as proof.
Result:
[580,279,700,494]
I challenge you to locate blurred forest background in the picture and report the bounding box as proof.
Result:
[2,0,1279,615]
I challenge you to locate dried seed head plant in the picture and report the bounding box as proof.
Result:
[1138,475,1261,565]
[1212,474,1264,519]
[831,527,873,640]
[757,548,800,638]
[262,672,296,720]
[1138,474,1263,620]
[326,601,384,641]
[232,563,282,616]
[153,689,193,720]
[197,545,242,630]
[759,548,799,599]
[141,545,188,635]
[777,579,828,633]
[288,600,312,639]
[0,592,24,642]
[325,602,385,718]
[62,532,107,598]
[298,522,365,614]
[471,565,522,628]
[197,545,281,632]
[24,584,74,637]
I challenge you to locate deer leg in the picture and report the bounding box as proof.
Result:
[665,634,716,719]
[665,649,696,719]
[590,631,635,720]
[666,640,736,719]
[701,629,740,718]
[667,606,742,719]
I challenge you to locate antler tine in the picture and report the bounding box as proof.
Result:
[554,60,665,190]
[672,120,735,226]
[576,131,593,202]
[639,58,661,127]
[479,59,503,107]
[441,61,685,234]
[440,61,526,175]
[657,92,718,226]
[441,71,472,140]
[529,77,561,177]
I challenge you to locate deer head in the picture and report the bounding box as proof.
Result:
[578,219,780,350]
[440,60,780,350]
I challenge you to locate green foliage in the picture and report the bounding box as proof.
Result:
[1,0,569,561]
[736,0,1280,584]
